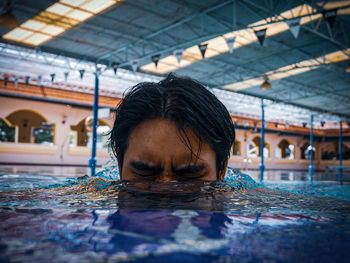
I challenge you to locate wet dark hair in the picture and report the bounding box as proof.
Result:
[110,74,235,178]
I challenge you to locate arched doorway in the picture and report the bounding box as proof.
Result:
[70,117,111,149]
[300,142,316,160]
[247,136,270,158]
[6,109,54,144]
[321,143,350,160]
[277,139,295,159]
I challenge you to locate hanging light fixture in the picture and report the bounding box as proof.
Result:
[261,75,271,90]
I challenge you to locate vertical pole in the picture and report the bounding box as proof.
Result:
[339,120,343,184]
[309,114,314,182]
[260,99,265,181]
[89,71,99,177]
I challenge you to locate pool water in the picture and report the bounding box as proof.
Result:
[0,165,349,263]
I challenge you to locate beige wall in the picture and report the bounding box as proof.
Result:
[0,97,114,166]
[1,96,349,171]
[229,127,350,171]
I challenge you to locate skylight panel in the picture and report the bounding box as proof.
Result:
[141,4,319,74]
[61,0,88,7]
[65,9,93,21]
[21,20,46,31]
[47,3,73,16]
[4,28,32,41]
[338,7,350,14]
[41,25,66,36]
[222,48,350,91]
[2,0,120,47]
[24,33,52,46]
[317,1,350,9]
[81,0,117,14]
[223,78,263,91]
[325,49,350,63]
[141,3,347,75]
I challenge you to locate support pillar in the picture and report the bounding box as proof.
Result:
[309,114,314,182]
[339,120,343,184]
[260,99,265,181]
[89,71,99,177]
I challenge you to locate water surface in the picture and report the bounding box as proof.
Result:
[0,165,349,262]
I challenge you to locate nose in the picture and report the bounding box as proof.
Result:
[155,171,176,182]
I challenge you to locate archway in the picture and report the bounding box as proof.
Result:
[277,139,295,160]
[6,109,53,144]
[321,143,350,160]
[70,118,111,148]
[300,142,316,160]
[247,136,270,158]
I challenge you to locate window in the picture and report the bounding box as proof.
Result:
[300,142,315,160]
[276,139,295,160]
[87,124,110,149]
[0,118,15,142]
[247,136,270,158]
[70,117,111,149]
[321,143,350,160]
[33,123,54,145]
[6,110,54,144]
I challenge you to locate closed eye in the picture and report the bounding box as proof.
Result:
[173,164,206,179]
[130,160,163,177]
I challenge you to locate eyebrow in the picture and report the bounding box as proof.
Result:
[173,164,206,175]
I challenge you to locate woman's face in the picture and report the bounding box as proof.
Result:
[120,118,224,182]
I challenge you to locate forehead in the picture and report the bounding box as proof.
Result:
[125,118,212,163]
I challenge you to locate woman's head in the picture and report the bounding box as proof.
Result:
[110,74,235,180]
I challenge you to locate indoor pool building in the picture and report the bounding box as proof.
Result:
[0,0,350,262]
[0,75,349,173]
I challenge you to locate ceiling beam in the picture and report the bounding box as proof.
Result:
[96,0,235,61]
[235,88,350,119]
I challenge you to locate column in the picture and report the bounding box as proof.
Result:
[260,99,265,181]
[339,120,343,184]
[309,114,314,182]
[89,71,99,177]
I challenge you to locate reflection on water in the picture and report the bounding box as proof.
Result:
[0,165,350,262]
[0,207,349,263]
[247,170,350,183]
[280,173,290,181]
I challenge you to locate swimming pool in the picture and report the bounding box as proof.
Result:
[0,164,349,262]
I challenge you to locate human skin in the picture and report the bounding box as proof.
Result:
[120,118,225,182]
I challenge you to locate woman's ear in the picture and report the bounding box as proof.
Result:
[218,163,228,180]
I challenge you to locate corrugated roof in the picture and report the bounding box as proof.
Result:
[0,0,349,121]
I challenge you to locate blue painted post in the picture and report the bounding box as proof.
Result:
[339,120,343,184]
[309,114,314,182]
[260,99,265,181]
[89,71,99,177]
